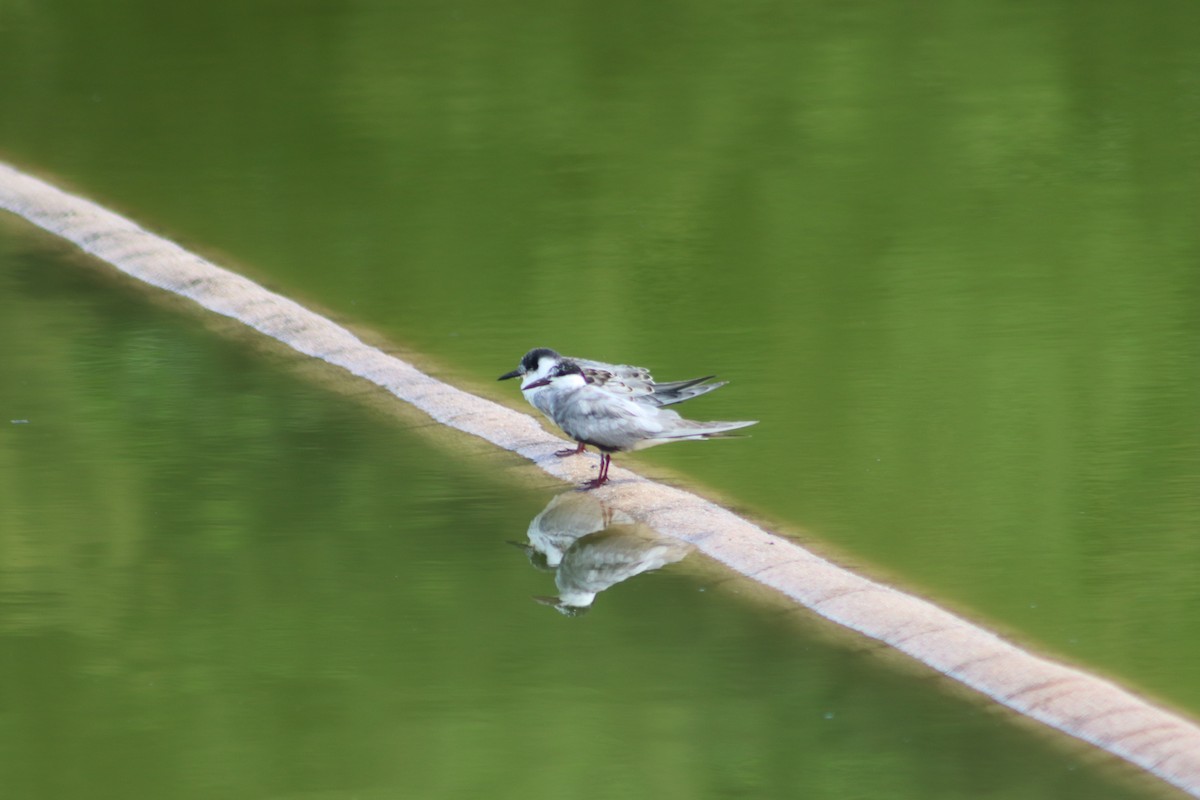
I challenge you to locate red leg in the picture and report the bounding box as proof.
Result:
[582,453,612,490]
[555,441,586,458]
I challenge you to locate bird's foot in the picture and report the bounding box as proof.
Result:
[579,453,612,490]
[554,443,586,458]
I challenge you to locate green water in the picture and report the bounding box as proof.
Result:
[0,220,1163,800]
[3,0,1199,796]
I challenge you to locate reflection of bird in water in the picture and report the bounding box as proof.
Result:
[534,526,693,616]
[510,492,633,570]
[514,492,691,616]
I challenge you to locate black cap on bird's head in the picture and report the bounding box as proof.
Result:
[522,348,560,371]
[552,360,587,379]
[498,347,561,381]
[516,358,588,391]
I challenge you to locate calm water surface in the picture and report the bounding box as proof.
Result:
[2,0,1199,797]
[0,222,1164,800]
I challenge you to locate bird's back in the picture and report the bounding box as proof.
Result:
[553,383,756,452]
[571,357,726,407]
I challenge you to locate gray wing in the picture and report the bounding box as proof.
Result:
[650,376,727,406]
[570,357,653,383]
[570,357,655,400]
[569,356,725,407]
[556,386,679,450]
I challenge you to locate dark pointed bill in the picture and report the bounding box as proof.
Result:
[498,369,523,381]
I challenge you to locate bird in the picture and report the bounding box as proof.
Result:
[518,358,757,489]
[532,523,693,616]
[509,492,634,570]
[498,347,727,457]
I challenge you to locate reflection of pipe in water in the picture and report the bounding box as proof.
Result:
[513,493,692,616]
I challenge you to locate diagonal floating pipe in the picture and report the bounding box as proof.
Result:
[2,161,1198,798]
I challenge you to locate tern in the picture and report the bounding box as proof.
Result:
[510,492,634,570]
[532,524,693,616]
[519,358,757,489]
[498,347,727,457]
[512,492,690,615]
